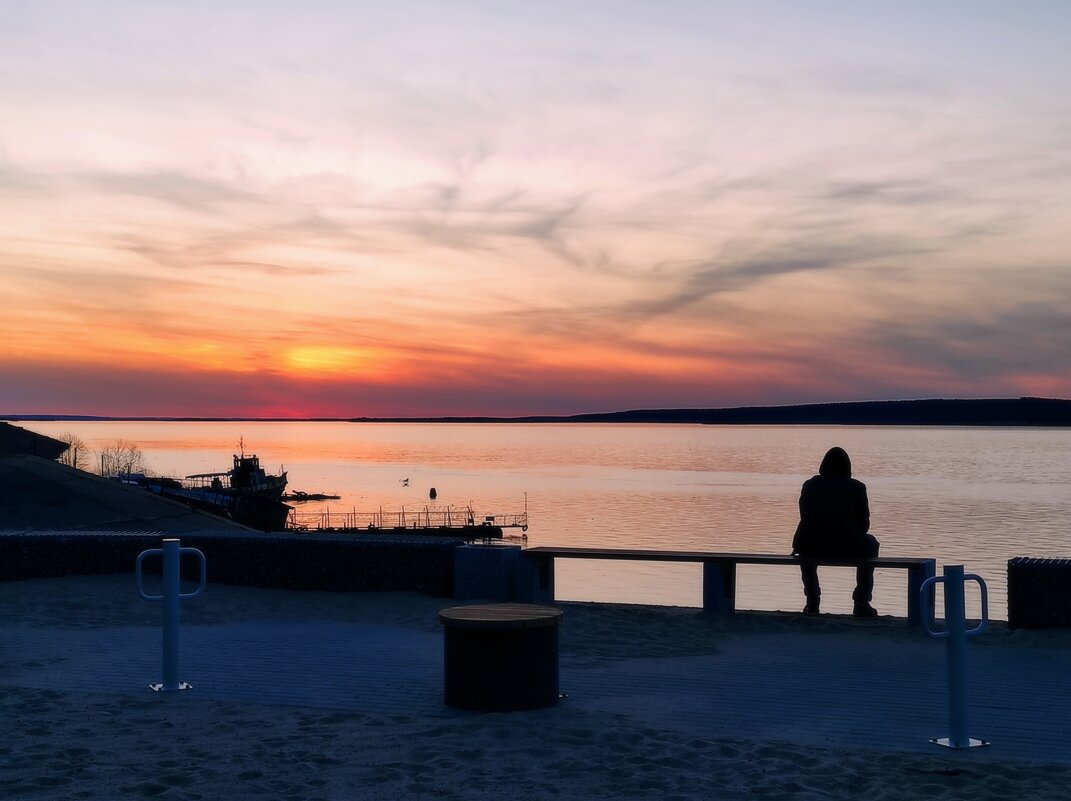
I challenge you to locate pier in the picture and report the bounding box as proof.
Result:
[286,504,529,536]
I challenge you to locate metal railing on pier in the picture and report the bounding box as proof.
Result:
[287,504,528,534]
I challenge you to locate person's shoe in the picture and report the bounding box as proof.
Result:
[853,602,878,618]
[803,599,820,615]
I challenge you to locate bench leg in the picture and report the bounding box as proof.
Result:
[703,561,736,615]
[520,554,555,605]
[907,559,936,628]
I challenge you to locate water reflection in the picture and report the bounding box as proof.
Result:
[26,421,1071,620]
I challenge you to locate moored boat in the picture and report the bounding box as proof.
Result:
[184,453,288,500]
[112,452,290,530]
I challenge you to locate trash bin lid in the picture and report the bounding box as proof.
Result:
[439,603,563,629]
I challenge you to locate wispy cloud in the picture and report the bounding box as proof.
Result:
[77,171,259,212]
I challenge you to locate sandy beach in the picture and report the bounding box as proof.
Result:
[3,575,1070,800]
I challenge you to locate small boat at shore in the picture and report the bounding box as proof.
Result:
[281,490,342,502]
[183,452,288,500]
[112,452,290,530]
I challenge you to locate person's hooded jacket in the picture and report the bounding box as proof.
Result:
[791,446,871,558]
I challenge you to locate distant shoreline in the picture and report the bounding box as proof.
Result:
[3,397,1071,426]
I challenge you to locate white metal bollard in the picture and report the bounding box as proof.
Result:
[135,538,207,692]
[920,564,990,748]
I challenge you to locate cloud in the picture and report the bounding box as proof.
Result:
[212,261,340,277]
[12,264,201,299]
[866,300,1071,379]
[821,180,956,206]
[78,171,259,212]
[816,65,949,99]
[2,1,1070,415]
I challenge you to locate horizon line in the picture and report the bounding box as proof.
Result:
[2,396,1068,424]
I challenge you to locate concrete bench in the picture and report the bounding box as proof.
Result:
[522,547,935,627]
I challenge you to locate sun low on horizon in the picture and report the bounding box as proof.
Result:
[2,1,1070,418]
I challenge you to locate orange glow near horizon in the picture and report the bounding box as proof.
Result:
[283,346,376,375]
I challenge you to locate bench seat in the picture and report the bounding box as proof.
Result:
[522,546,935,627]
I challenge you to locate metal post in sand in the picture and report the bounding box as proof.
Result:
[921,564,990,748]
[135,538,207,692]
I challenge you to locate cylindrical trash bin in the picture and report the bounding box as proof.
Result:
[439,603,562,711]
[1008,557,1071,629]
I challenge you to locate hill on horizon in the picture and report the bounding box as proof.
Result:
[351,397,1071,426]
[4,397,1071,426]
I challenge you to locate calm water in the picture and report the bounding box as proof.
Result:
[27,421,1071,620]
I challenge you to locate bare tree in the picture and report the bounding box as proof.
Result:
[97,439,148,477]
[56,432,90,470]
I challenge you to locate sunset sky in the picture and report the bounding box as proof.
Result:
[2,1,1069,417]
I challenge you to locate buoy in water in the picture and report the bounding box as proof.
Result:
[429,487,437,500]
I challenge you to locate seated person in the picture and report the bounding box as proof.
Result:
[791,447,879,617]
